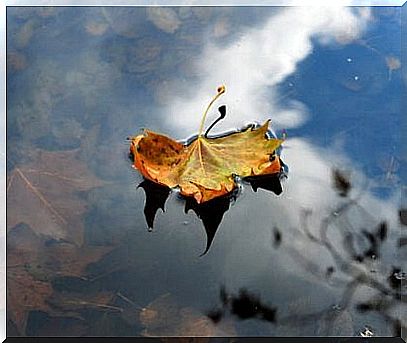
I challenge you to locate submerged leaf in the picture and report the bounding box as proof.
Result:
[7,149,111,334]
[140,293,236,337]
[7,222,114,334]
[7,267,53,334]
[7,224,53,333]
[7,148,106,244]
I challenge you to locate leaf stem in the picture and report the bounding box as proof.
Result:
[204,105,226,138]
[198,85,226,137]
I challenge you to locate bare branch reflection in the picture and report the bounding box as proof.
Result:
[207,169,406,337]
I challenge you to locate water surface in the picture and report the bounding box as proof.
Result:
[6,6,406,337]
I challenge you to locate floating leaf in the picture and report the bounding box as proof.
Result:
[130,85,284,203]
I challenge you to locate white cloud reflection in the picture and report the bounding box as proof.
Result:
[216,137,400,311]
[158,5,400,283]
[163,6,371,135]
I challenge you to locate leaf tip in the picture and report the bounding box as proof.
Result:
[260,119,272,132]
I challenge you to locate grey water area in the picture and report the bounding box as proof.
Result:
[6,6,406,337]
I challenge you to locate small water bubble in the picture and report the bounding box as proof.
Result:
[371,254,376,260]
[394,271,406,280]
[233,174,242,183]
[354,75,359,81]
[332,304,341,311]
[183,221,189,226]
[288,82,294,87]
[347,57,352,63]
[359,326,374,337]
[333,212,339,216]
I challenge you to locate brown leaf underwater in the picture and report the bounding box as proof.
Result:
[7,149,112,333]
[140,293,236,337]
[7,148,106,244]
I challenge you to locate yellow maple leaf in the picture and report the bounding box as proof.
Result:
[130,86,284,203]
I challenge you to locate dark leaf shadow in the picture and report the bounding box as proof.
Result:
[184,193,233,256]
[243,173,283,195]
[138,179,171,229]
[138,178,233,255]
[138,172,284,255]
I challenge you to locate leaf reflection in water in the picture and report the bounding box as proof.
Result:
[207,287,277,324]
[137,172,284,255]
[282,169,406,336]
[200,169,406,337]
[138,179,171,229]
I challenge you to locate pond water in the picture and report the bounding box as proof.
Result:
[6,6,406,337]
